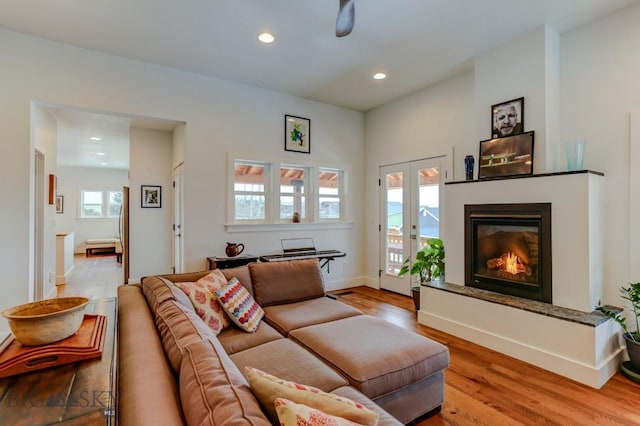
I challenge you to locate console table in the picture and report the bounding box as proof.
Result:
[207,254,259,270]
[0,298,117,425]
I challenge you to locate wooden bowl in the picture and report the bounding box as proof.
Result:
[1,297,90,346]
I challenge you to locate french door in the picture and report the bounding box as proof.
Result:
[380,157,447,295]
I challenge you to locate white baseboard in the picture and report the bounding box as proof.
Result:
[324,276,374,292]
[418,310,625,389]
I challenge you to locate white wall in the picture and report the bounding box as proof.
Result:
[364,72,475,284]
[56,166,129,252]
[560,3,640,305]
[0,29,364,334]
[474,26,559,174]
[364,2,640,311]
[129,128,173,281]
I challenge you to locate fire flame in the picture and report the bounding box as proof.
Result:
[504,252,519,275]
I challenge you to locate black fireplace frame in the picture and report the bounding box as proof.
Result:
[465,203,552,303]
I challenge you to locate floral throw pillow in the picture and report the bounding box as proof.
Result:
[275,398,365,426]
[215,278,264,333]
[245,366,379,426]
[175,269,232,335]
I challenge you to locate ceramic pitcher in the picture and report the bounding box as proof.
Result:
[225,242,245,257]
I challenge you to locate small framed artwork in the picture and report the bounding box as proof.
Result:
[55,195,64,214]
[141,185,162,208]
[478,131,535,179]
[284,114,311,154]
[491,97,524,138]
[48,174,56,205]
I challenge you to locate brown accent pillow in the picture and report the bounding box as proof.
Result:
[249,259,325,307]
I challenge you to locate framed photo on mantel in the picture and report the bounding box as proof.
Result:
[478,131,535,179]
[491,97,524,139]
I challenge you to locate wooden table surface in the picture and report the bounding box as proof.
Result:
[0,298,117,426]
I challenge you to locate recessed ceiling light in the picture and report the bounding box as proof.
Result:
[373,72,387,80]
[90,136,102,141]
[258,32,275,44]
[100,162,108,166]
[96,152,106,156]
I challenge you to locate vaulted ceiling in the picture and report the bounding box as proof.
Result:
[2,0,636,112]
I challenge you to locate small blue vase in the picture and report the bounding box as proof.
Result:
[464,155,474,180]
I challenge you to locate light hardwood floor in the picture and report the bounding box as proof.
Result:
[329,287,640,426]
[57,259,639,425]
[56,253,121,300]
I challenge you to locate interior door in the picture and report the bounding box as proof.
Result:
[380,157,445,295]
[173,163,184,273]
[33,150,45,301]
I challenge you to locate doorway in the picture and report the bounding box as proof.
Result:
[380,157,447,295]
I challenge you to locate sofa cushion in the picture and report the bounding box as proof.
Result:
[141,275,194,313]
[217,321,283,355]
[155,299,218,374]
[289,315,450,399]
[262,297,362,336]
[221,265,254,296]
[249,259,325,307]
[215,277,264,333]
[275,398,363,426]
[117,285,186,426]
[180,339,270,426]
[175,269,232,335]
[230,339,348,393]
[245,366,379,426]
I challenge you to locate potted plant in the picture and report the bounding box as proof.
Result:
[596,282,640,371]
[398,238,445,311]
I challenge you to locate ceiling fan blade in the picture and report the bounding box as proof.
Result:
[336,0,355,37]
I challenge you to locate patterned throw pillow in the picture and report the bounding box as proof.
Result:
[245,366,379,426]
[215,278,264,333]
[175,270,232,335]
[275,398,365,426]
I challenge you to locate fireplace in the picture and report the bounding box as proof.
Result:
[465,203,552,303]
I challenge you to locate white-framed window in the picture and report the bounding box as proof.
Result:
[233,160,270,222]
[279,165,309,221]
[318,168,344,220]
[80,190,122,218]
[229,156,346,225]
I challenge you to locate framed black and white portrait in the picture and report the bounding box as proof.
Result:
[141,185,161,208]
[491,97,524,138]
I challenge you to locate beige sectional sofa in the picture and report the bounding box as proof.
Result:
[117,259,449,425]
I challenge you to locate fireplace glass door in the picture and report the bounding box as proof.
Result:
[465,203,552,303]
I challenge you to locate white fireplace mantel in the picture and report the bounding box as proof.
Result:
[443,170,604,312]
[418,170,625,388]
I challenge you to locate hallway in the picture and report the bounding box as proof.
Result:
[56,253,121,300]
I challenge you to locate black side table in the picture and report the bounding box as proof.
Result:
[207,255,258,270]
